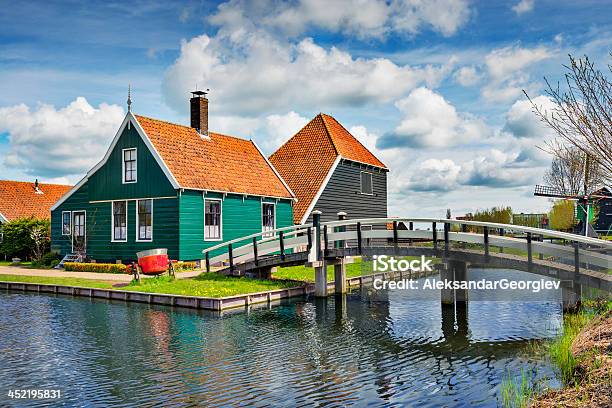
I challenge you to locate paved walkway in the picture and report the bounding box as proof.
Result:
[0,265,204,282]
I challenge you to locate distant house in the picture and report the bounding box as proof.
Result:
[270,113,388,224]
[51,92,295,262]
[593,187,612,235]
[0,179,71,243]
[0,179,71,223]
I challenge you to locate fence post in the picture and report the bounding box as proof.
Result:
[252,237,259,265]
[499,228,504,253]
[307,227,312,251]
[312,210,322,261]
[483,226,489,260]
[432,222,437,251]
[279,231,285,261]
[323,226,328,254]
[444,222,449,254]
[205,252,210,273]
[526,232,532,269]
[357,222,363,255]
[574,241,580,274]
[393,220,399,254]
[336,212,347,249]
[228,243,234,274]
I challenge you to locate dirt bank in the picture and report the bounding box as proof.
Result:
[531,310,611,407]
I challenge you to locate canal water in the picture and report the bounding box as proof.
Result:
[0,269,563,407]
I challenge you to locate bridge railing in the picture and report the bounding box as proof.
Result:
[322,217,611,273]
[202,223,312,272]
[202,216,611,275]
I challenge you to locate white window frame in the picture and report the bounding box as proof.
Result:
[111,200,128,242]
[122,147,137,184]
[360,171,374,195]
[261,202,276,238]
[61,211,72,236]
[135,199,153,242]
[204,198,223,241]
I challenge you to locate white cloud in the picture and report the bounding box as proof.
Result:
[262,111,309,152]
[378,87,491,148]
[163,33,450,116]
[512,0,535,15]
[0,97,124,178]
[406,158,462,191]
[460,149,537,187]
[209,0,471,39]
[390,0,472,37]
[481,45,552,102]
[453,66,481,86]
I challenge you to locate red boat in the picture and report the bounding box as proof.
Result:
[136,248,169,275]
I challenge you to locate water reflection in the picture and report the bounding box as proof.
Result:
[0,268,560,407]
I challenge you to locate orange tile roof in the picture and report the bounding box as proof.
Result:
[320,114,387,169]
[269,113,387,224]
[134,115,293,199]
[0,180,72,221]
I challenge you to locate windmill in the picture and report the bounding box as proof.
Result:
[534,156,607,237]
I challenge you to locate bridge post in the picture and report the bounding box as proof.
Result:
[526,232,533,270]
[393,221,399,255]
[499,228,504,253]
[312,211,327,297]
[334,260,347,294]
[432,222,437,251]
[561,280,582,312]
[443,222,449,255]
[336,212,347,249]
[483,226,489,261]
[440,260,468,305]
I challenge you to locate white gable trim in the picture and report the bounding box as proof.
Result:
[0,212,7,223]
[299,155,341,224]
[251,140,297,201]
[51,112,179,211]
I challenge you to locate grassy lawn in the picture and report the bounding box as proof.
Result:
[272,256,436,282]
[0,274,115,289]
[0,261,33,267]
[124,274,299,297]
[0,273,300,298]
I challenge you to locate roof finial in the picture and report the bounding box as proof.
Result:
[127,84,132,112]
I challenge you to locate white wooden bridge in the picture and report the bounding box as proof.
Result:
[203,212,612,300]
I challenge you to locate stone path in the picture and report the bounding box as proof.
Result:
[0,265,204,282]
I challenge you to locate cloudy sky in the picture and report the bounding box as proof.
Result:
[0,0,610,217]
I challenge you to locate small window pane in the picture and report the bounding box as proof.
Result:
[62,212,71,235]
[205,200,222,240]
[262,203,275,238]
[113,201,127,241]
[123,148,137,182]
[137,200,152,240]
[361,172,373,195]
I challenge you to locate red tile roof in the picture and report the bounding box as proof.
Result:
[269,113,387,223]
[0,180,72,221]
[134,115,294,199]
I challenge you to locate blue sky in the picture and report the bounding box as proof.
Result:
[0,0,610,217]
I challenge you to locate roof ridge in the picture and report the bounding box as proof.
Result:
[320,113,386,169]
[269,113,319,160]
[135,114,250,143]
[0,179,71,187]
[318,113,340,157]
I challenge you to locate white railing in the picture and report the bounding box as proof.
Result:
[201,217,612,274]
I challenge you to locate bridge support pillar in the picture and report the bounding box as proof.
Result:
[440,260,468,305]
[562,281,582,313]
[334,260,347,294]
[314,262,328,297]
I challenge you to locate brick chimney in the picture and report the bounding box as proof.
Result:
[190,90,209,136]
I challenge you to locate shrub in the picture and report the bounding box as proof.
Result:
[31,252,60,269]
[64,262,127,274]
[0,217,50,260]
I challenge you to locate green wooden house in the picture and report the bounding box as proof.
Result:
[51,92,295,263]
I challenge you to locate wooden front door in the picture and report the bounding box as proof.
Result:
[72,211,86,254]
